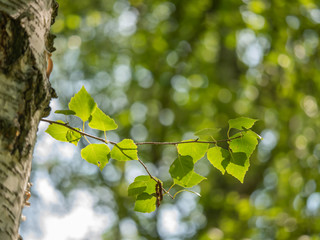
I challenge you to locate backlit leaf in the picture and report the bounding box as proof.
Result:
[226,131,259,183]
[169,155,206,188]
[194,128,221,141]
[134,193,156,213]
[111,139,138,161]
[206,131,259,183]
[224,152,248,183]
[178,140,208,163]
[207,146,230,175]
[68,86,97,122]
[45,120,68,142]
[88,107,118,131]
[228,117,257,131]
[81,144,110,170]
[229,131,259,157]
[128,175,157,196]
[66,129,82,146]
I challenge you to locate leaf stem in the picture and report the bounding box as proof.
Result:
[167,183,175,193]
[173,189,201,199]
[84,136,91,144]
[104,131,107,141]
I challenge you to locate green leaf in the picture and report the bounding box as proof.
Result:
[228,117,257,131]
[129,176,159,213]
[88,107,118,131]
[194,128,221,141]
[81,144,111,170]
[225,152,248,183]
[174,171,206,188]
[226,131,259,183]
[169,155,206,188]
[45,120,81,145]
[207,146,230,175]
[178,140,208,163]
[54,110,76,115]
[66,129,82,146]
[229,131,259,157]
[45,120,68,142]
[68,86,97,122]
[206,131,259,183]
[134,193,156,213]
[128,175,157,196]
[111,139,138,161]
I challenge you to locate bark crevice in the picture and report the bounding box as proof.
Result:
[0,1,58,239]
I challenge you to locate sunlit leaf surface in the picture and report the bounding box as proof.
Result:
[68,86,97,122]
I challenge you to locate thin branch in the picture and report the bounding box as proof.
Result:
[135,136,242,145]
[138,159,174,199]
[138,159,155,180]
[40,118,244,201]
[40,118,117,145]
[41,119,242,146]
[40,118,175,199]
[161,186,174,200]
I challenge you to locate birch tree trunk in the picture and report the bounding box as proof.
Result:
[0,1,58,239]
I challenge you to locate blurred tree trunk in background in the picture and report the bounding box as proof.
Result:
[0,1,57,239]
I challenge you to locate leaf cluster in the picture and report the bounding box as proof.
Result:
[44,86,260,212]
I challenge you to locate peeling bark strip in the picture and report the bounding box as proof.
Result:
[0,0,58,239]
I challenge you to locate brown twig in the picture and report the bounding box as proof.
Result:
[41,119,241,146]
[138,159,174,199]
[135,136,242,146]
[40,118,117,145]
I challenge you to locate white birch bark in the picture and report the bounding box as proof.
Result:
[0,0,58,239]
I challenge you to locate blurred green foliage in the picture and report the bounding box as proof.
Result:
[34,0,320,239]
